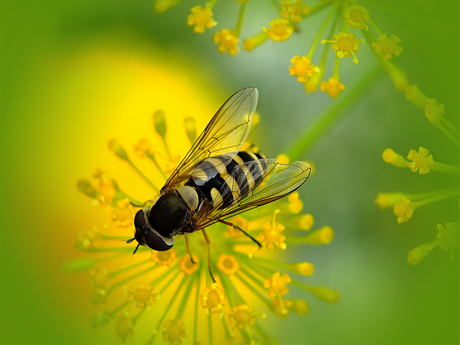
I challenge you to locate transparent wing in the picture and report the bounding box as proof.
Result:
[195,159,311,229]
[161,88,258,192]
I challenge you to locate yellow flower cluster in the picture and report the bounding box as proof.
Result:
[154,0,410,99]
[71,109,339,344]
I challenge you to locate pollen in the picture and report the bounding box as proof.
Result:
[322,31,364,64]
[289,55,320,83]
[126,283,159,309]
[179,254,199,275]
[281,0,310,22]
[213,29,239,56]
[258,210,287,249]
[343,4,370,30]
[264,272,291,298]
[372,34,403,59]
[263,18,294,42]
[162,318,187,344]
[230,304,258,330]
[393,196,413,223]
[187,5,217,33]
[407,147,434,174]
[320,78,346,98]
[217,254,240,275]
[151,248,177,266]
[201,283,225,313]
[425,98,445,127]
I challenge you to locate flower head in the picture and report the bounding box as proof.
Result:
[343,4,370,30]
[264,272,291,298]
[263,18,294,42]
[213,29,239,55]
[289,55,320,83]
[187,5,217,33]
[201,283,226,313]
[372,34,403,59]
[393,196,414,223]
[320,77,346,98]
[281,0,310,22]
[162,318,187,345]
[322,31,364,64]
[425,98,445,127]
[126,283,159,309]
[72,109,338,343]
[407,147,434,174]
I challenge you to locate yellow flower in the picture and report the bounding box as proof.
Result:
[263,18,294,42]
[162,318,187,344]
[264,272,291,298]
[320,78,346,98]
[213,29,239,55]
[425,98,445,127]
[151,248,177,266]
[281,0,310,22]
[407,147,434,174]
[115,313,133,342]
[201,283,226,313]
[111,199,134,227]
[372,33,403,59]
[217,254,240,275]
[289,55,320,83]
[229,304,258,330]
[72,107,338,343]
[89,268,110,305]
[258,210,286,249]
[322,31,364,64]
[179,254,199,275]
[343,4,370,30]
[393,196,414,223]
[126,283,159,309]
[187,5,217,33]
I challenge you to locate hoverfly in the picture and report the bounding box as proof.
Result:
[127,88,311,280]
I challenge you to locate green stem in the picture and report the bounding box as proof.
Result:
[234,2,247,36]
[307,4,337,59]
[127,160,159,193]
[285,65,384,160]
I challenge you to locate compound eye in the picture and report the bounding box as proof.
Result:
[145,231,173,251]
[134,210,145,230]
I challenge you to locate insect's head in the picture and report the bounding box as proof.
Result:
[126,208,175,254]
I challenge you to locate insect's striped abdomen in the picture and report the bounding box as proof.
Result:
[186,151,267,209]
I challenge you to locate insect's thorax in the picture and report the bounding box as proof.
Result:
[186,151,266,210]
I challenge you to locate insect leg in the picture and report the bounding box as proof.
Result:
[184,234,196,264]
[219,220,262,248]
[201,229,216,283]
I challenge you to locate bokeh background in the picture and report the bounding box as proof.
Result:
[1,0,459,344]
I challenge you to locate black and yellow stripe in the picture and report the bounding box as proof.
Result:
[186,151,267,209]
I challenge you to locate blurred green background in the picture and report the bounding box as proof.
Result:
[1,0,459,344]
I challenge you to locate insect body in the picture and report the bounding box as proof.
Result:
[127,88,311,277]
